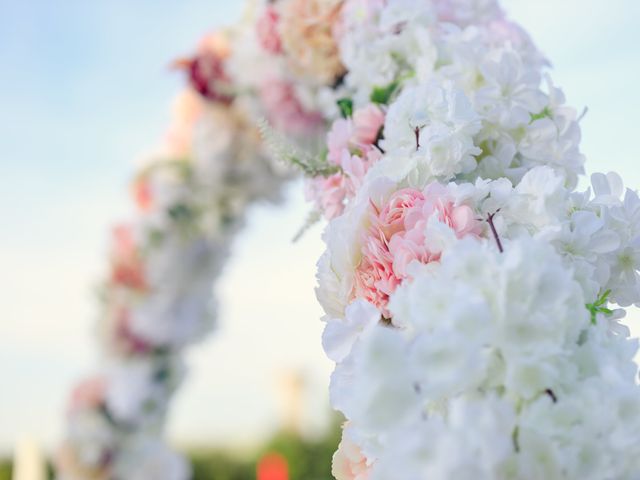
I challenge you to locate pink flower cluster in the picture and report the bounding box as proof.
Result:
[306,105,385,219]
[175,33,234,104]
[256,5,282,54]
[354,184,481,317]
[259,79,324,137]
[109,225,146,292]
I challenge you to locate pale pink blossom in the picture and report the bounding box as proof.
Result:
[308,149,382,220]
[340,149,382,193]
[260,78,323,136]
[256,5,283,54]
[352,104,385,146]
[332,424,371,480]
[306,173,349,220]
[309,106,385,219]
[327,105,385,165]
[328,118,354,165]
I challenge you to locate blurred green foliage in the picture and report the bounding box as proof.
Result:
[192,419,341,480]
[0,462,11,480]
[0,420,341,480]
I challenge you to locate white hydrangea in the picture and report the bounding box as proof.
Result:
[328,235,640,478]
[379,81,482,183]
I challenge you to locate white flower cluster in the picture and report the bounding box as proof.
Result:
[57,28,292,480]
[328,236,640,479]
[315,0,640,479]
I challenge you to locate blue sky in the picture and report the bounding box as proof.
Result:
[0,0,639,456]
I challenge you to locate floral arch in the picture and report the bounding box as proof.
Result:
[57,1,640,479]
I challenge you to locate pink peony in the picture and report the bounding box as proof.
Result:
[256,5,283,54]
[332,424,371,480]
[354,184,481,316]
[260,78,323,136]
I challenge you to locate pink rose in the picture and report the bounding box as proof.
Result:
[256,6,283,54]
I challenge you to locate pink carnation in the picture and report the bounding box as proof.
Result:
[256,5,283,54]
[354,185,481,317]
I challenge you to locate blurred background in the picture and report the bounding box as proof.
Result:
[0,0,639,478]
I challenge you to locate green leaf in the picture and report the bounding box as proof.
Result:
[530,106,552,122]
[168,203,195,223]
[370,81,399,105]
[586,289,613,325]
[336,98,354,118]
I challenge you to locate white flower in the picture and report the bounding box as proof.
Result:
[475,47,546,128]
[381,81,481,183]
[323,299,381,362]
[104,358,183,427]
